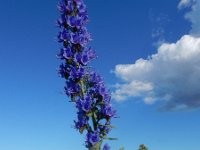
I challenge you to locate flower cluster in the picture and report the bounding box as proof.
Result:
[57,0,116,149]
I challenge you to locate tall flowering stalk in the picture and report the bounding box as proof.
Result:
[57,0,116,149]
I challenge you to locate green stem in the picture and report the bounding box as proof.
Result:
[89,142,101,150]
[92,114,97,130]
[80,79,86,97]
[79,79,102,150]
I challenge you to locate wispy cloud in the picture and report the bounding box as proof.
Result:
[149,10,170,47]
[112,0,200,111]
[185,0,200,35]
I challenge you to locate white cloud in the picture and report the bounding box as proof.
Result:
[178,0,195,9]
[112,0,200,110]
[113,35,200,110]
[112,81,153,101]
[185,0,200,35]
[144,97,155,105]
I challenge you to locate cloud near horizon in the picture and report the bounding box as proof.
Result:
[112,0,200,111]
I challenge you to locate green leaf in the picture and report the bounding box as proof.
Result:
[79,126,86,134]
[104,137,118,140]
[86,112,93,117]
[138,144,148,150]
[98,123,116,128]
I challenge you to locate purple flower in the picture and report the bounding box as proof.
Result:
[79,27,92,42]
[56,16,66,28]
[81,54,89,65]
[75,53,82,63]
[71,33,81,44]
[57,2,66,13]
[102,104,116,117]
[71,32,88,46]
[62,29,71,40]
[63,47,73,59]
[74,0,83,6]
[103,143,111,150]
[58,47,73,59]
[66,1,74,12]
[98,87,111,103]
[74,49,96,65]
[58,63,67,77]
[65,79,81,96]
[76,96,93,112]
[70,66,85,79]
[86,47,96,59]
[88,71,104,85]
[75,111,88,129]
[75,53,89,65]
[57,29,72,43]
[98,121,111,135]
[86,131,100,145]
[67,16,77,27]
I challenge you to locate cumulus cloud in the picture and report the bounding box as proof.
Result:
[112,0,200,110]
[113,35,200,110]
[112,81,153,101]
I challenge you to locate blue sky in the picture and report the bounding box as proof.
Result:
[0,0,200,150]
